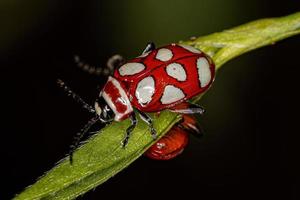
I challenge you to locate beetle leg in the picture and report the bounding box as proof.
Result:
[122,112,137,147]
[177,114,205,139]
[74,54,125,76]
[142,42,156,54]
[137,110,157,140]
[169,102,205,115]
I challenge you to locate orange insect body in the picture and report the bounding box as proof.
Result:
[145,126,189,160]
[145,114,200,160]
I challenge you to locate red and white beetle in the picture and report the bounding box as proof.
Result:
[58,42,215,163]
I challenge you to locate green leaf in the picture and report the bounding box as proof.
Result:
[14,12,300,200]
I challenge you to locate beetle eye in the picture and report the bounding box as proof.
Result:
[102,108,107,118]
[104,105,114,119]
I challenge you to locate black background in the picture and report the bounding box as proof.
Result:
[1,1,300,199]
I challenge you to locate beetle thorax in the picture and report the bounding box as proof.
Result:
[100,76,133,121]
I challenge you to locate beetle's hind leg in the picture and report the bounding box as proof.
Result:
[169,102,206,138]
[177,114,205,139]
[169,102,205,115]
[137,110,157,140]
[122,112,137,147]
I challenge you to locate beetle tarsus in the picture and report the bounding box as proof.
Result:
[137,110,157,140]
[122,112,137,147]
[150,127,157,140]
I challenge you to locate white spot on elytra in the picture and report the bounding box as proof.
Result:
[197,57,211,87]
[135,76,155,105]
[179,44,201,54]
[155,48,173,62]
[166,63,187,81]
[160,85,185,104]
[118,62,145,76]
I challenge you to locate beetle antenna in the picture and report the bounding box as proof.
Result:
[74,55,103,75]
[57,79,95,113]
[69,116,99,164]
[74,54,124,76]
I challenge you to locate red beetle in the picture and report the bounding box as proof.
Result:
[58,42,215,163]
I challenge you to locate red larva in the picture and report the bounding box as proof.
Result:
[145,114,201,160]
[145,126,189,160]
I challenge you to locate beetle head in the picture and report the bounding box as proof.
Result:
[94,96,115,123]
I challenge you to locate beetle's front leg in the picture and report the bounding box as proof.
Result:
[137,110,157,140]
[122,112,137,147]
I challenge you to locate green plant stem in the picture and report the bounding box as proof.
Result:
[14,12,300,200]
[183,12,300,69]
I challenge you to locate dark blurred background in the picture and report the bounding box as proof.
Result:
[1,0,300,199]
